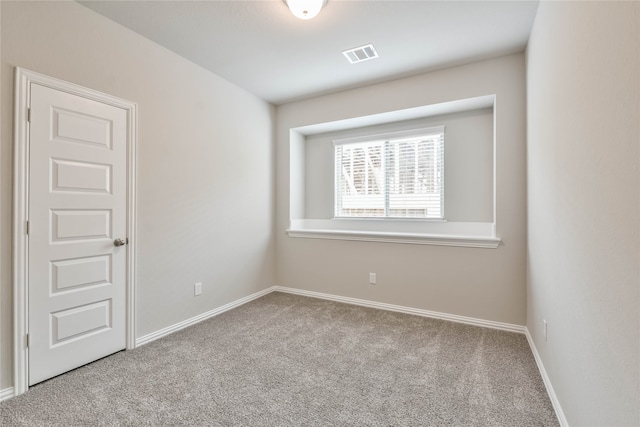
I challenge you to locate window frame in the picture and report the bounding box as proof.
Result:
[333,126,445,220]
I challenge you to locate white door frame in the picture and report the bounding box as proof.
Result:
[12,67,137,396]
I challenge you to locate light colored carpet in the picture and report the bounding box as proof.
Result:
[1,292,558,426]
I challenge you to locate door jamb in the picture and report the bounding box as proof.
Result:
[12,67,138,396]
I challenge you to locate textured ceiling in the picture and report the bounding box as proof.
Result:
[79,0,539,104]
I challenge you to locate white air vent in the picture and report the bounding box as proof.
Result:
[342,44,379,64]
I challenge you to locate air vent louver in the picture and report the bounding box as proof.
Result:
[342,44,379,64]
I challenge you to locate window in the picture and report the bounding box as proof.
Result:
[334,126,444,219]
[288,98,500,248]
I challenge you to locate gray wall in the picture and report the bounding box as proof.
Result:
[304,108,494,222]
[6,3,636,423]
[527,1,639,425]
[0,1,275,390]
[276,54,527,326]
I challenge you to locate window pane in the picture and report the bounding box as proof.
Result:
[388,135,443,218]
[337,142,385,217]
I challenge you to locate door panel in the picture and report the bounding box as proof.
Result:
[51,300,112,345]
[51,159,112,194]
[51,255,112,293]
[28,83,127,386]
[52,107,113,148]
[51,209,112,242]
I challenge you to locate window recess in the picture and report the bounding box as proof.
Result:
[286,96,500,249]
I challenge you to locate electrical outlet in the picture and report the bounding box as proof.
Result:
[369,272,376,284]
[543,319,548,341]
[194,282,202,296]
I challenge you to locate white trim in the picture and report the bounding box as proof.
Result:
[126,91,138,351]
[12,67,30,397]
[525,329,569,427]
[5,278,566,426]
[286,228,501,248]
[287,220,500,249]
[136,287,276,347]
[273,286,525,333]
[0,387,15,402]
[12,67,138,396]
[273,286,566,424]
[492,101,497,226]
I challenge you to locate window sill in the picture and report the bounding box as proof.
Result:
[286,220,501,249]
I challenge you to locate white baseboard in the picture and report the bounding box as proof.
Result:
[135,285,525,349]
[3,284,566,426]
[1,387,15,402]
[273,286,526,334]
[274,286,567,425]
[525,329,569,427]
[135,286,276,347]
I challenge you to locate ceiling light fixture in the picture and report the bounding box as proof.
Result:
[285,0,327,20]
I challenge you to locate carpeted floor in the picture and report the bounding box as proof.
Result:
[0,292,558,426]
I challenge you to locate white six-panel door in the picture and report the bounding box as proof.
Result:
[28,83,128,385]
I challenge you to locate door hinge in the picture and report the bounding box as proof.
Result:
[26,220,29,235]
[26,333,30,348]
[27,108,31,123]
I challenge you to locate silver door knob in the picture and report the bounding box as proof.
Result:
[114,238,127,247]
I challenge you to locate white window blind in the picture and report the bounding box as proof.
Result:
[334,126,444,219]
